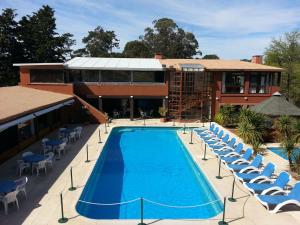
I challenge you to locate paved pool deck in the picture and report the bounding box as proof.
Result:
[0,119,299,225]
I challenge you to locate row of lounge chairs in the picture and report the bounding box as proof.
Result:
[194,123,300,213]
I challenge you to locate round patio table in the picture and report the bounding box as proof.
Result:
[23,154,45,163]
[0,180,16,194]
[46,139,63,149]
[60,128,71,136]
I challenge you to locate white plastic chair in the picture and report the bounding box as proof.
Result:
[69,132,76,143]
[32,160,47,176]
[14,177,28,199]
[56,143,66,159]
[41,139,52,155]
[0,191,19,215]
[62,137,68,145]
[45,152,55,168]
[16,160,30,177]
[75,127,82,139]
[22,151,33,158]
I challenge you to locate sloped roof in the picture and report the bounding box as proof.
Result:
[64,57,164,71]
[160,59,283,71]
[251,92,300,116]
[0,86,73,123]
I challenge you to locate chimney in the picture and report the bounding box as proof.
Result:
[154,53,163,59]
[251,55,263,64]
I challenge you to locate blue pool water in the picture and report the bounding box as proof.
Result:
[269,147,300,161]
[76,127,222,219]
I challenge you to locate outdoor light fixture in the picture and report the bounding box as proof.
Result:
[130,96,133,98]
[244,97,248,100]
[216,97,219,101]
[165,96,168,99]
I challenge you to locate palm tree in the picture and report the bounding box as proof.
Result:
[281,137,296,167]
[274,115,298,169]
[237,120,263,154]
[214,104,235,126]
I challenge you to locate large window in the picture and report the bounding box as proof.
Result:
[133,71,165,83]
[222,72,245,93]
[82,70,99,82]
[249,72,270,94]
[30,69,64,83]
[69,70,82,82]
[101,70,131,82]
[271,72,281,86]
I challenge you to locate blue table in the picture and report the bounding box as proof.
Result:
[46,139,63,148]
[60,128,71,136]
[23,154,45,163]
[0,180,16,194]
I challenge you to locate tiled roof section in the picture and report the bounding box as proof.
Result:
[0,86,73,123]
[159,59,284,71]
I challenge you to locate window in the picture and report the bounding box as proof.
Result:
[101,70,131,82]
[222,72,245,93]
[133,71,165,83]
[82,70,99,82]
[30,69,64,83]
[69,70,82,82]
[271,72,281,86]
[249,72,270,94]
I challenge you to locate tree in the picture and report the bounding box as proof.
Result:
[0,8,22,86]
[274,115,300,169]
[265,31,300,105]
[202,54,219,59]
[18,5,75,62]
[237,108,268,154]
[77,26,119,57]
[141,18,201,58]
[214,104,235,126]
[123,40,151,58]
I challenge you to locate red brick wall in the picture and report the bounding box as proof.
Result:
[19,67,74,95]
[74,83,168,97]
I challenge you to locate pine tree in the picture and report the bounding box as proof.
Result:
[0,8,22,86]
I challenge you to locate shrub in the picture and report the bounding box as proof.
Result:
[214,112,225,125]
[237,108,267,154]
[214,104,236,126]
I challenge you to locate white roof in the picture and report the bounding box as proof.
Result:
[64,57,164,71]
[13,63,64,66]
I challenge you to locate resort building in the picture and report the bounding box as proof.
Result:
[0,55,283,161]
[14,55,283,121]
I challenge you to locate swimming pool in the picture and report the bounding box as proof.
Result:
[76,127,222,219]
[269,147,300,161]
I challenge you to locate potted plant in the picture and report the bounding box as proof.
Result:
[158,107,168,122]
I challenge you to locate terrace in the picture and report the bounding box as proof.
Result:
[0,119,299,225]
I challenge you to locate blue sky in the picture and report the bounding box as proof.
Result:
[1,0,300,59]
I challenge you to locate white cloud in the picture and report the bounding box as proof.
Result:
[1,0,300,58]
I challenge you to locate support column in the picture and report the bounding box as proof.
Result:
[163,96,169,117]
[130,96,134,121]
[98,96,103,111]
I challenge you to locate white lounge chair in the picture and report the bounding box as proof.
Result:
[255,182,300,213]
